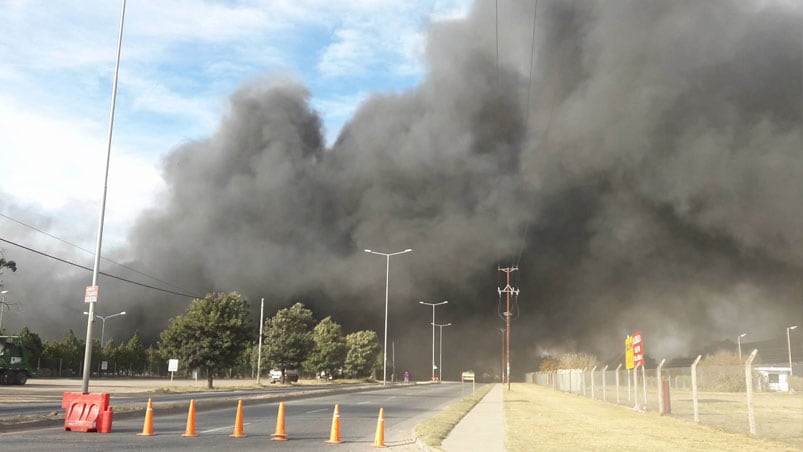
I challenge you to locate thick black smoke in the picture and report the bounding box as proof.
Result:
[5,0,802,379]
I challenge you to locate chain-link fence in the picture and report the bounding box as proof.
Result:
[527,353,803,448]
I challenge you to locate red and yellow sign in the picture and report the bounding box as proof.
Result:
[632,330,644,367]
[625,335,634,369]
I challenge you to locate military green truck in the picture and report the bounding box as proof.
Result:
[0,336,34,385]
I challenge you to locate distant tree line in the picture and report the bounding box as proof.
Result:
[7,292,381,388]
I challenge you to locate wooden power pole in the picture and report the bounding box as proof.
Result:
[498,266,519,390]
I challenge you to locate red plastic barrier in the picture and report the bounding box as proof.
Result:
[62,392,112,432]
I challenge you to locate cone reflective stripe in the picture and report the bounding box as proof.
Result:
[271,401,287,441]
[182,400,197,437]
[324,404,343,444]
[372,407,385,448]
[138,398,154,436]
[230,399,245,438]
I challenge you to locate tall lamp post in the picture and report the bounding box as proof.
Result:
[433,322,452,381]
[788,325,798,378]
[81,0,126,393]
[419,300,448,381]
[737,333,747,361]
[84,311,126,347]
[0,290,9,333]
[364,248,412,386]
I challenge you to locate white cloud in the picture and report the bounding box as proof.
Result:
[0,94,163,247]
[0,0,473,247]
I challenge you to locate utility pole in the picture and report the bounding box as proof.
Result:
[498,266,518,390]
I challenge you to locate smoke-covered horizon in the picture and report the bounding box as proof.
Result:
[2,0,802,378]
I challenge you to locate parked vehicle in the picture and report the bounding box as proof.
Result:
[0,336,35,385]
[269,369,298,383]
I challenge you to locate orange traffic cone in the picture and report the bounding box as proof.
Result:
[324,404,343,444]
[230,399,245,438]
[138,398,154,436]
[271,401,287,441]
[182,400,197,437]
[372,407,385,448]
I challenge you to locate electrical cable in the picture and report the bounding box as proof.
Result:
[0,236,202,299]
[0,211,195,295]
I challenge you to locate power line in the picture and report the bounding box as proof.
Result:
[515,0,541,268]
[0,236,202,299]
[0,211,195,295]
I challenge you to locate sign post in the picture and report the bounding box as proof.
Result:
[84,286,99,304]
[168,359,179,383]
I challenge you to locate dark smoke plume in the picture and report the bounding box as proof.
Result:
[5,0,802,379]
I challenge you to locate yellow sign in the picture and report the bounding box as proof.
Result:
[625,335,634,369]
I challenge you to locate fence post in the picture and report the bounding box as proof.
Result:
[633,364,640,410]
[615,363,622,404]
[745,349,758,435]
[627,368,632,401]
[602,365,608,402]
[657,358,666,414]
[582,368,587,396]
[591,366,597,399]
[691,355,702,423]
[641,364,648,411]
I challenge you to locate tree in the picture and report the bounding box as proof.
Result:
[17,327,44,364]
[263,303,314,382]
[159,292,251,388]
[0,257,16,273]
[122,331,147,376]
[344,330,380,378]
[303,316,347,378]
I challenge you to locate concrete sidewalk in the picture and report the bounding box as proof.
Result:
[441,383,505,451]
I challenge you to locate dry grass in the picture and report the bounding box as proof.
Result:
[505,383,799,452]
[414,384,493,450]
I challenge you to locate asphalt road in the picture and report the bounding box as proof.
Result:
[0,380,477,451]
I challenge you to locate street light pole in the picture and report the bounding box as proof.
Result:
[365,248,412,386]
[0,290,8,333]
[788,325,798,378]
[81,0,126,394]
[83,311,126,347]
[737,333,746,361]
[433,322,451,381]
[420,301,448,381]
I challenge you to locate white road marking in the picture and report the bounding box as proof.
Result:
[202,422,251,433]
[306,408,328,413]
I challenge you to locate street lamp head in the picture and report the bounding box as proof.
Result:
[790,325,799,331]
[739,333,747,338]
[120,311,126,315]
[404,248,412,253]
[0,290,8,294]
[364,249,372,253]
[83,311,89,315]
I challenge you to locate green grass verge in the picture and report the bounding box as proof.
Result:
[414,384,493,450]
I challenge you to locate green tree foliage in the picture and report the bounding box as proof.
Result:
[0,257,17,273]
[344,330,380,378]
[557,352,599,370]
[303,316,347,378]
[159,292,251,388]
[119,331,147,375]
[537,353,599,371]
[263,303,314,382]
[17,327,43,364]
[42,329,84,376]
[698,350,756,392]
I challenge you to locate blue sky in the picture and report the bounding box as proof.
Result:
[0,0,472,248]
